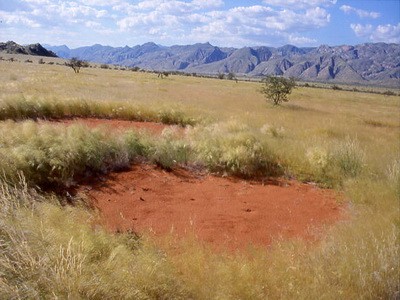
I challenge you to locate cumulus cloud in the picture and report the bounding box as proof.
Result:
[351,23,400,43]
[85,20,102,29]
[77,0,124,6]
[262,0,336,9]
[0,11,41,28]
[2,0,335,47]
[340,5,380,19]
[22,0,52,4]
[116,2,329,47]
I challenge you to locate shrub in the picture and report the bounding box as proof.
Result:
[261,76,296,105]
[383,90,395,96]
[0,121,132,187]
[189,121,282,177]
[331,138,365,178]
[65,57,88,73]
[149,128,191,170]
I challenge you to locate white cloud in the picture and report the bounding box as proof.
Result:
[78,0,124,6]
[21,1,108,20]
[22,0,51,4]
[351,23,400,43]
[262,0,336,9]
[85,20,102,29]
[2,0,336,47]
[265,7,330,31]
[0,11,41,28]
[340,5,380,19]
[115,1,331,47]
[113,0,223,14]
[288,35,317,45]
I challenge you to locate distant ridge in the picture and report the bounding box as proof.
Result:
[0,41,57,57]
[45,41,400,87]
[5,40,399,87]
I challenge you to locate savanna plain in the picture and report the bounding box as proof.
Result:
[0,58,399,299]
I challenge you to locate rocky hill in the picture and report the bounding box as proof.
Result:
[0,41,57,57]
[42,42,400,87]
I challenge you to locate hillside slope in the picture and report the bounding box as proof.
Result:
[0,41,57,57]
[33,41,400,87]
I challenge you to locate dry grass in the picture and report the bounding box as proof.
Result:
[0,59,399,298]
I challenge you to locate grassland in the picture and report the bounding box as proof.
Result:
[0,59,399,299]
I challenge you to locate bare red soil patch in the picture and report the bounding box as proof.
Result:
[43,118,174,134]
[79,164,345,250]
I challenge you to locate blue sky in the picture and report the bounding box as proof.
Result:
[0,0,399,48]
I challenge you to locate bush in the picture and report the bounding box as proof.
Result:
[65,57,88,73]
[383,90,395,96]
[0,121,132,187]
[189,121,282,177]
[331,138,365,178]
[149,128,191,170]
[261,76,296,105]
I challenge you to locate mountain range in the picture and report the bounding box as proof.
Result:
[2,41,399,87]
[46,42,400,87]
[0,41,57,57]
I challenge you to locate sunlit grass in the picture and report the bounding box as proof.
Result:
[0,60,399,298]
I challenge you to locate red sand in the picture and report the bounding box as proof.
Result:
[79,164,344,250]
[43,118,174,134]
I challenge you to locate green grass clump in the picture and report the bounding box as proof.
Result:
[0,121,193,188]
[330,137,365,178]
[0,119,284,189]
[0,121,132,187]
[148,127,192,170]
[188,120,282,177]
[304,137,366,186]
[0,96,197,126]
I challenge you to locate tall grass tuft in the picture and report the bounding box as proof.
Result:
[0,178,190,299]
[148,127,192,170]
[331,137,365,178]
[0,121,131,188]
[0,96,197,126]
[188,120,282,177]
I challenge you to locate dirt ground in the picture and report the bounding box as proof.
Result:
[44,118,345,250]
[79,164,345,250]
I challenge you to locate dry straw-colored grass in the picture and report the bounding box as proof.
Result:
[0,59,399,298]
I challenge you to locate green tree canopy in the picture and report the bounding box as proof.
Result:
[261,76,296,105]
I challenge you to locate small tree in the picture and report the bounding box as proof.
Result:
[227,72,238,82]
[65,57,88,73]
[261,76,296,105]
[157,71,169,78]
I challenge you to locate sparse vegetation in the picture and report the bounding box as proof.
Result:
[158,71,170,78]
[0,60,398,298]
[65,57,88,73]
[0,96,197,126]
[261,76,296,105]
